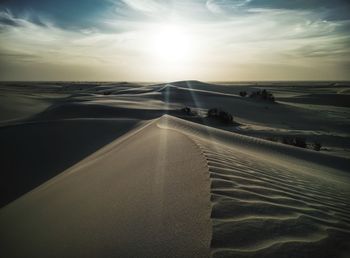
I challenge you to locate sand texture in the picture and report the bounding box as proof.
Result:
[0,81,349,257]
[159,116,350,258]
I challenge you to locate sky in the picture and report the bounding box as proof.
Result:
[0,0,349,81]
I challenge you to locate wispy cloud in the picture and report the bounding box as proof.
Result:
[120,0,166,13]
[0,0,349,80]
[0,10,22,27]
[206,0,251,14]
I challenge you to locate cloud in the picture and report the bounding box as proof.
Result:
[0,10,21,27]
[246,0,350,22]
[0,1,349,80]
[206,0,251,14]
[245,0,350,10]
[120,0,166,13]
[0,9,156,80]
[0,9,53,31]
[0,9,37,29]
[0,0,118,30]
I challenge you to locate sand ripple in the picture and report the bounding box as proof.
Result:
[190,138,350,257]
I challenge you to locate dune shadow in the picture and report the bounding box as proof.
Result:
[0,118,140,208]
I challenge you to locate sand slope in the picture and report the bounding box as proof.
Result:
[1,115,349,257]
[0,117,211,258]
[1,81,350,257]
[159,116,350,258]
[0,118,142,207]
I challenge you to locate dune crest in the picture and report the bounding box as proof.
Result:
[0,118,211,258]
[158,115,350,258]
[1,80,350,257]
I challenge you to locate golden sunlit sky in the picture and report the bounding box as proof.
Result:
[0,0,349,81]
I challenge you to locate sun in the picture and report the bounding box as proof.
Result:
[148,24,194,63]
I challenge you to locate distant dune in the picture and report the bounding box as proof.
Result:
[0,81,349,257]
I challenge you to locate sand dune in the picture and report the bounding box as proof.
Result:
[203,142,350,258]
[1,81,350,257]
[158,116,350,258]
[279,93,350,108]
[0,117,211,258]
[0,118,142,207]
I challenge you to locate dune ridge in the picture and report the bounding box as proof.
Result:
[1,80,350,257]
[0,117,211,258]
[157,115,350,258]
[158,115,349,180]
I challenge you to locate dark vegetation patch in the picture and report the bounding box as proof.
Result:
[239,91,247,97]
[180,106,197,116]
[311,141,322,151]
[282,136,307,148]
[239,89,275,102]
[249,89,275,102]
[265,136,322,151]
[207,108,234,125]
[179,107,236,125]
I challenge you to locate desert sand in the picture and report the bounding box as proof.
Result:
[0,81,349,257]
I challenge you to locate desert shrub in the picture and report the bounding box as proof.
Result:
[294,137,307,148]
[180,106,196,116]
[239,91,247,97]
[181,106,191,114]
[312,141,322,151]
[265,136,278,142]
[207,108,219,117]
[207,108,234,124]
[249,89,275,102]
[282,136,307,148]
[282,137,292,145]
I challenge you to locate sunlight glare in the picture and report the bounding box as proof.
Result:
[149,25,194,63]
